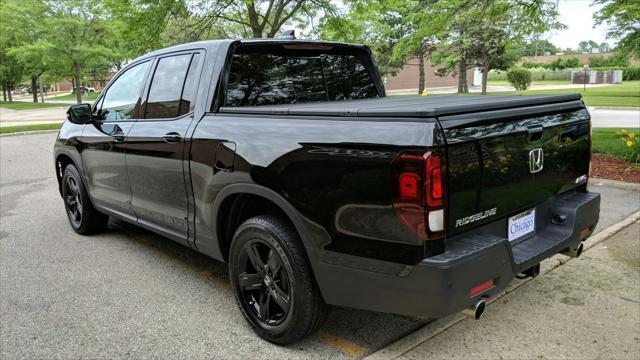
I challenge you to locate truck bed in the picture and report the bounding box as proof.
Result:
[219,94,583,118]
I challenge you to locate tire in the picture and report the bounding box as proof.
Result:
[229,215,329,344]
[61,164,109,234]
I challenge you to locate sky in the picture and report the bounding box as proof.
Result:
[548,0,614,50]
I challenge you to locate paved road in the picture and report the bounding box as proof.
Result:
[0,133,424,359]
[1,133,639,359]
[589,108,640,128]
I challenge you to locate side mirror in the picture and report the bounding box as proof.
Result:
[67,103,93,124]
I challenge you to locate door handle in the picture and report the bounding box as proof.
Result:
[162,132,182,143]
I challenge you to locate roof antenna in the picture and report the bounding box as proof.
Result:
[279,30,296,40]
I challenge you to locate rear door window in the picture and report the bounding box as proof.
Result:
[144,54,192,119]
[225,46,379,107]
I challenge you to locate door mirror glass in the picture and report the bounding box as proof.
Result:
[67,103,93,124]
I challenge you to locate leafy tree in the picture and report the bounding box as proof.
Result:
[169,0,336,41]
[519,38,560,56]
[426,0,563,94]
[320,0,433,94]
[0,51,23,103]
[593,0,640,58]
[0,0,51,102]
[41,0,115,103]
[105,0,187,60]
[598,42,611,53]
[577,40,600,53]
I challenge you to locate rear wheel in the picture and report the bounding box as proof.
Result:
[61,164,108,234]
[229,215,328,344]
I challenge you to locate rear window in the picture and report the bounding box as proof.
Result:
[224,45,379,107]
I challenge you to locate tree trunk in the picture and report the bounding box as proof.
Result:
[39,76,45,103]
[2,85,6,102]
[31,76,38,103]
[457,60,468,94]
[481,59,490,95]
[7,83,13,103]
[417,50,426,95]
[73,64,82,104]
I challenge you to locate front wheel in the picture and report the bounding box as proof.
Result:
[61,164,108,234]
[229,215,328,344]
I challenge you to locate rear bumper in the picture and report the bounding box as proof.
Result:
[316,190,600,318]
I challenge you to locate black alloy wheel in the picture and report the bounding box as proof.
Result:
[238,239,291,326]
[64,176,83,228]
[61,164,108,234]
[229,215,328,344]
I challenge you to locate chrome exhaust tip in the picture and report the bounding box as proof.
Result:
[561,243,584,258]
[461,299,486,320]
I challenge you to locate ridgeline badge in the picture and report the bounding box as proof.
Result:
[455,208,498,228]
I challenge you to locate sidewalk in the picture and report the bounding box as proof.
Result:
[399,222,639,360]
[387,83,616,95]
[0,107,66,127]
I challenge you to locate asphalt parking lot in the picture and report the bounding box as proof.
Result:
[1,132,639,359]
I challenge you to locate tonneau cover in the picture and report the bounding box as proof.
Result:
[219,94,583,118]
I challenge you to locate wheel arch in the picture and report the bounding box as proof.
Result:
[211,184,325,273]
[54,150,79,194]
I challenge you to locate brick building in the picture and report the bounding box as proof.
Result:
[383,56,474,92]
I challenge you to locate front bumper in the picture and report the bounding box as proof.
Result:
[315,190,600,318]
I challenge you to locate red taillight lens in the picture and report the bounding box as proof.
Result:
[426,154,443,207]
[392,150,446,241]
[399,172,420,199]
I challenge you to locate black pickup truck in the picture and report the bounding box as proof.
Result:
[54,38,600,344]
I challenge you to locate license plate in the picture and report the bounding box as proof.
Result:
[508,209,536,242]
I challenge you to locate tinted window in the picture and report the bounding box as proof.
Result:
[225,49,378,107]
[101,61,150,121]
[145,54,191,119]
[178,53,200,116]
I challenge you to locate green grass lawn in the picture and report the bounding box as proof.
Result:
[487,80,571,86]
[0,122,62,134]
[592,128,640,158]
[489,81,640,108]
[0,101,65,110]
[48,91,100,101]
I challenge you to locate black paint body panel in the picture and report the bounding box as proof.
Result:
[53,39,600,320]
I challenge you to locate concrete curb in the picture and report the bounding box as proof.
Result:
[0,129,60,137]
[365,210,640,360]
[589,106,640,111]
[589,178,640,191]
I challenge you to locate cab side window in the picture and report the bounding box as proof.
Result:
[144,54,194,119]
[100,61,150,121]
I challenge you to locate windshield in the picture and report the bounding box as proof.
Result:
[224,45,379,107]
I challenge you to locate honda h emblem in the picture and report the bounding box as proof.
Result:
[529,148,544,173]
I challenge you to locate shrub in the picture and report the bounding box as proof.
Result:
[618,129,640,165]
[547,57,581,70]
[507,68,532,90]
[588,54,630,68]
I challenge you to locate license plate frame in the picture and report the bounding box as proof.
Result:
[508,209,536,242]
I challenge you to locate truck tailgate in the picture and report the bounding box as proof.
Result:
[440,104,591,235]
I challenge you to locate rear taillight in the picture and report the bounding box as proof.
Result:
[392,150,446,241]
